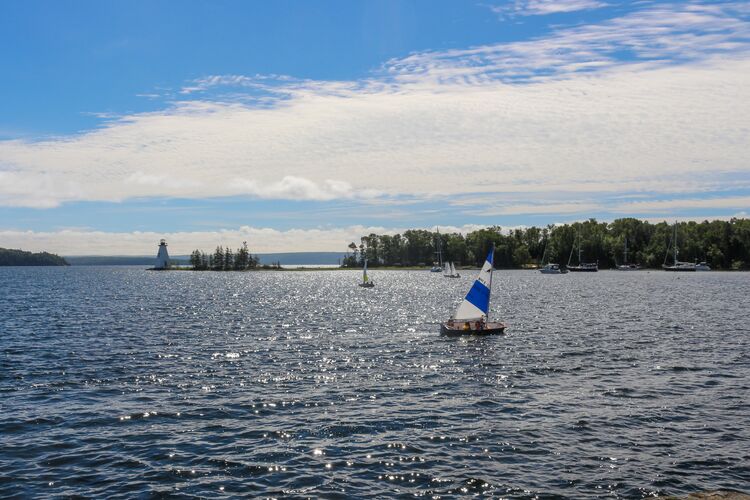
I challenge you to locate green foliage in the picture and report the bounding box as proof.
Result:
[190,243,258,271]
[343,218,750,270]
[0,248,69,266]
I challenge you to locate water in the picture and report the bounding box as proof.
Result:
[1,267,748,498]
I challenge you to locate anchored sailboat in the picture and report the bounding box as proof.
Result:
[663,222,696,271]
[443,261,460,278]
[441,246,505,335]
[359,257,375,287]
[616,236,640,270]
[430,228,444,273]
[539,243,567,274]
[567,232,598,272]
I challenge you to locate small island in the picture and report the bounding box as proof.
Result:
[0,248,69,266]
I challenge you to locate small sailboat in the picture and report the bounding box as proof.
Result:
[430,228,444,273]
[443,261,460,278]
[539,243,567,274]
[359,257,375,287]
[663,222,696,272]
[615,236,640,270]
[695,261,711,271]
[567,232,598,272]
[441,246,505,336]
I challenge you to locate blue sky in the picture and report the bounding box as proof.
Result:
[1,0,749,254]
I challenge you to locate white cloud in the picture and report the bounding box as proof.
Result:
[487,0,607,18]
[614,196,750,213]
[0,1,748,215]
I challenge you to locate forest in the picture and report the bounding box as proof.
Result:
[341,218,750,270]
[188,242,266,270]
[0,248,69,266]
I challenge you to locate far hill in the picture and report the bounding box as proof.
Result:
[0,248,69,266]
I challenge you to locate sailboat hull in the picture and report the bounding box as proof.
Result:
[568,266,598,272]
[662,265,695,272]
[440,322,506,336]
[358,282,375,287]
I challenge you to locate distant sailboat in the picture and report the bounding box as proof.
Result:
[695,261,711,271]
[441,246,505,335]
[539,243,567,274]
[616,236,640,270]
[567,232,598,272]
[431,228,444,273]
[444,261,460,278]
[663,222,696,272]
[359,257,375,287]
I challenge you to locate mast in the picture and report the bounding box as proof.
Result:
[487,245,494,321]
[673,222,678,265]
[567,233,576,267]
[624,237,628,265]
[435,227,443,268]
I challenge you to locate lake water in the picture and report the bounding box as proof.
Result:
[1,267,748,498]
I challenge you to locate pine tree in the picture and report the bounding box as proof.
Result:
[224,247,233,271]
[212,246,224,270]
[235,241,249,270]
[190,250,201,270]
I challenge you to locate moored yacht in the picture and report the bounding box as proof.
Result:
[663,222,696,272]
[615,237,640,270]
[567,232,598,272]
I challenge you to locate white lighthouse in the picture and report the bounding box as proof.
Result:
[154,239,170,270]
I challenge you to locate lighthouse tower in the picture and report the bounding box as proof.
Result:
[154,239,170,270]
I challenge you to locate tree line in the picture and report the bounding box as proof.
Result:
[342,218,750,270]
[0,248,69,266]
[189,241,261,271]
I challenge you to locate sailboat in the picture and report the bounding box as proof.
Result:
[359,257,375,287]
[443,261,460,278]
[440,246,505,335]
[567,232,598,272]
[430,229,444,273]
[539,243,567,274]
[615,236,640,270]
[662,222,696,271]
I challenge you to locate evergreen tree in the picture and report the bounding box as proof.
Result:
[224,247,233,271]
[212,246,224,271]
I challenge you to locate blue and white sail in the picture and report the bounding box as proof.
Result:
[452,247,494,321]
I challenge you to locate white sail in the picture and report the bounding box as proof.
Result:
[363,258,369,283]
[453,248,494,321]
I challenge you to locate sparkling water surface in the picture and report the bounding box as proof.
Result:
[1,267,748,498]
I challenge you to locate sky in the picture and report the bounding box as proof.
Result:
[1,0,749,255]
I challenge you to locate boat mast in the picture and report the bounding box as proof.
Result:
[624,237,628,265]
[567,232,576,267]
[673,222,678,265]
[435,227,443,268]
[487,244,494,322]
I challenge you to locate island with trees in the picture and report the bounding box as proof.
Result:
[188,241,269,270]
[0,248,69,266]
[342,218,750,270]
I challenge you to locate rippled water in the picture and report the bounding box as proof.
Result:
[1,267,748,498]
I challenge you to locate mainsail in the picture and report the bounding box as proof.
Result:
[452,247,493,320]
